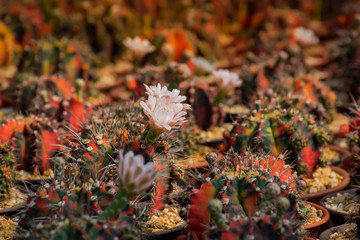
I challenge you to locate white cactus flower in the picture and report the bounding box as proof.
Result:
[193,57,214,74]
[117,151,156,195]
[143,83,190,108]
[123,36,155,58]
[141,95,189,132]
[213,69,242,90]
[293,27,319,45]
[140,84,191,145]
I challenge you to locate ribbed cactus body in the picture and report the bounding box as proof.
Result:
[221,107,329,175]
[188,161,300,240]
[0,116,60,174]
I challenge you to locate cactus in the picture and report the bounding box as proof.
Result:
[274,95,327,122]
[338,105,360,178]
[0,1,51,46]
[0,21,15,67]
[17,180,138,239]
[13,75,74,114]
[58,104,154,182]
[0,144,14,199]
[16,40,89,82]
[188,152,300,240]
[280,76,336,113]
[10,75,93,132]
[220,106,329,176]
[0,115,61,174]
[20,181,119,222]
[184,81,223,130]
[17,215,138,240]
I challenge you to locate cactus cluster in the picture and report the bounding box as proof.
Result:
[220,106,330,176]
[188,153,300,240]
[0,115,60,174]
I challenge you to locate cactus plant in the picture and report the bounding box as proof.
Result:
[220,105,329,176]
[0,115,61,174]
[280,76,337,114]
[13,75,74,114]
[338,105,360,179]
[188,152,300,240]
[256,95,328,122]
[58,104,154,182]
[0,144,14,199]
[20,181,119,222]
[0,21,15,67]
[0,1,51,46]
[17,180,138,239]
[9,75,93,132]
[17,215,138,240]
[16,40,89,82]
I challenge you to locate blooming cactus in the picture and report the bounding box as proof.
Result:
[293,27,319,45]
[117,151,156,196]
[220,107,329,176]
[101,151,156,220]
[60,104,153,181]
[188,153,300,240]
[123,36,155,59]
[213,69,242,92]
[140,83,190,145]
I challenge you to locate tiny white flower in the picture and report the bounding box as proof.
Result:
[293,27,319,45]
[213,69,242,90]
[117,151,157,195]
[123,36,155,58]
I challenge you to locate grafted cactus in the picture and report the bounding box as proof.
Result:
[18,215,138,240]
[59,105,153,181]
[16,40,89,82]
[0,115,60,174]
[220,106,329,176]
[14,75,74,114]
[280,76,336,113]
[0,144,14,199]
[11,75,92,132]
[21,181,119,222]
[17,180,138,239]
[188,153,300,240]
